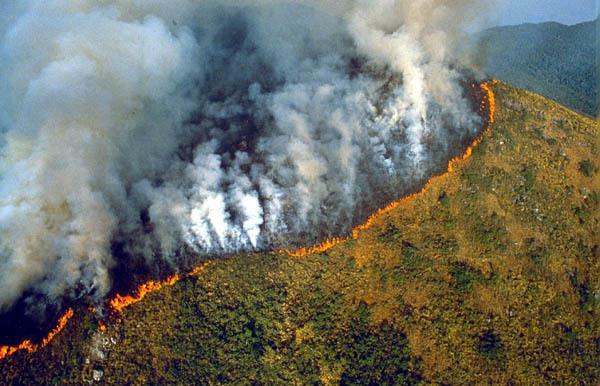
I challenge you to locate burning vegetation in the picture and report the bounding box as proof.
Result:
[1,80,597,385]
[0,0,503,370]
[0,81,496,363]
[288,81,497,257]
[0,309,73,361]
[0,0,493,321]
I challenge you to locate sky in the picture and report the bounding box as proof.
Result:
[496,0,598,26]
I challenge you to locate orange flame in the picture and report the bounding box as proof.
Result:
[287,81,497,257]
[0,308,74,361]
[0,263,210,361]
[107,262,209,315]
[0,81,496,363]
[480,81,496,123]
[108,273,181,313]
[188,263,209,277]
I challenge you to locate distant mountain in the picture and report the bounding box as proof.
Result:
[478,18,598,117]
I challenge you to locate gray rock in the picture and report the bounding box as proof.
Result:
[92,369,104,382]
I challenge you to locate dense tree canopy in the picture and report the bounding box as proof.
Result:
[479,18,598,117]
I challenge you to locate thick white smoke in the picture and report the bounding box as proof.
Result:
[0,0,485,311]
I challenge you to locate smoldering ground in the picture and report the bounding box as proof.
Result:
[0,0,490,333]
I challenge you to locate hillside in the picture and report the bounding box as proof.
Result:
[0,82,599,384]
[478,19,599,117]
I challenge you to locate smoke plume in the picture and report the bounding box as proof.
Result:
[0,0,486,313]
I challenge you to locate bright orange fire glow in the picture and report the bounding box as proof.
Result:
[480,81,496,123]
[108,273,181,313]
[107,262,209,315]
[0,308,74,361]
[287,81,497,257]
[188,263,209,277]
[0,81,495,363]
[0,262,211,362]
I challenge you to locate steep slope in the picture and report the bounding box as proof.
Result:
[479,19,599,117]
[0,82,598,384]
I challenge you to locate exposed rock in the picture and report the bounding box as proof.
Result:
[92,369,103,382]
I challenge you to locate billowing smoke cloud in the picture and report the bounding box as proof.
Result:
[0,0,486,312]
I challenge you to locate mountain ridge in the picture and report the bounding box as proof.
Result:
[1,81,598,385]
[478,18,599,117]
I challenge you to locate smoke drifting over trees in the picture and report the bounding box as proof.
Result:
[0,1,487,313]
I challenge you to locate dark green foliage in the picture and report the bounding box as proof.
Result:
[438,191,450,207]
[578,159,596,177]
[451,263,484,292]
[471,212,509,252]
[524,237,548,265]
[521,166,536,187]
[162,263,287,384]
[575,191,600,224]
[379,222,400,243]
[338,304,415,386]
[479,19,598,116]
[557,324,585,358]
[399,241,429,272]
[568,271,596,312]
[477,330,503,360]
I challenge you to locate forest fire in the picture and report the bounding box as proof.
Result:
[481,82,496,123]
[108,274,181,313]
[107,262,210,314]
[0,81,496,363]
[288,81,497,257]
[0,308,74,361]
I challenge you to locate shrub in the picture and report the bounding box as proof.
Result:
[578,160,596,177]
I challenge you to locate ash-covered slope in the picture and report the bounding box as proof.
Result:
[1,83,598,385]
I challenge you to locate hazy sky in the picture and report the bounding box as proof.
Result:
[496,0,598,26]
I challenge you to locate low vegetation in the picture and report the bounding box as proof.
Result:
[1,82,598,384]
